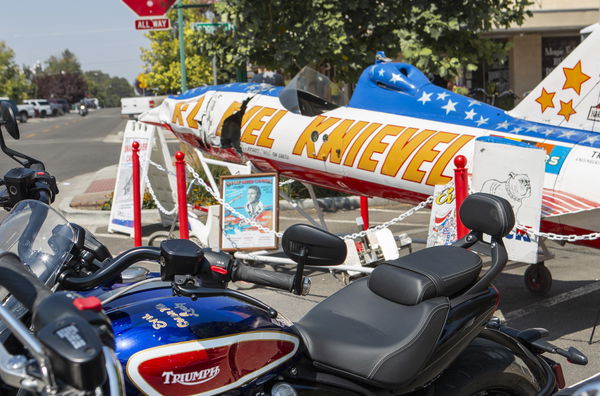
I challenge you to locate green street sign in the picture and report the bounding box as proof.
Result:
[191,22,233,33]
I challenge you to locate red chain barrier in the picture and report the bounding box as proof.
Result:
[175,151,189,239]
[132,141,142,247]
[454,155,469,239]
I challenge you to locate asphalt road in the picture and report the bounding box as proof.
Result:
[2,109,600,388]
[0,108,125,181]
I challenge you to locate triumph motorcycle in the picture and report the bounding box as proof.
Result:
[0,101,590,395]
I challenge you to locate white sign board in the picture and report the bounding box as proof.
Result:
[472,137,545,263]
[427,182,457,247]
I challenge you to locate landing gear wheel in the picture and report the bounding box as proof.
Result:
[433,338,539,396]
[147,231,172,247]
[524,263,552,296]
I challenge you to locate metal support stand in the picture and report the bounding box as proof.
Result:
[302,182,328,230]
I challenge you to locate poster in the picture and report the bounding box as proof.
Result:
[427,182,457,247]
[472,137,545,263]
[220,173,278,251]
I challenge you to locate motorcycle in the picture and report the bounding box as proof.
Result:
[0,101,590,395]
[78,103,88,117]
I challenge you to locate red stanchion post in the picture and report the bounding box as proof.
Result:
[454,155,469,239]
[360,196,369,230]
[175,151,189,239]
[131,141,142,247]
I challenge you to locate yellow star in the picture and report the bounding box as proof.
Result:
[562,60,590,95]
[557,99,576,121]
[535,88,555,113]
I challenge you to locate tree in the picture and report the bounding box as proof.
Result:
[0,42,31,101]
[85,71,134,107]
[33,73,87,103]
[199,0,531,82]
[140,4,215,94]
[45,49,82,74]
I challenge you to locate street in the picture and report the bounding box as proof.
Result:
[2,108,600,387]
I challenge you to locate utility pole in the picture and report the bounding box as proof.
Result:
[178,0,187,92]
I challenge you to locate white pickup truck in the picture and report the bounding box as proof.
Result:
[0,97,34,122]
[23,99,53,118]
[121,96,167,119]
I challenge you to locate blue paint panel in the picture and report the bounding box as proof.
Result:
[475,136,540,149]
[545,145,572,174]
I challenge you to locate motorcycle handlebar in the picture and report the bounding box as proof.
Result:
[231,262,310,295]
[0,251,51,312]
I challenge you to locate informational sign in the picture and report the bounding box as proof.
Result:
[135,18,170,30]
[427,181,457,247]
[220,173,278,251]
[191,22,233,33]
[472,137,545,263]
[542,36,580,78]
[108,121,176,236]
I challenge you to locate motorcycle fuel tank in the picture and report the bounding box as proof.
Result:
[103,287,300,395]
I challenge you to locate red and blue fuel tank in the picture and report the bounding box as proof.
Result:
[101,285,300,395]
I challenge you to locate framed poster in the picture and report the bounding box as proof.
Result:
[219,173,279,251]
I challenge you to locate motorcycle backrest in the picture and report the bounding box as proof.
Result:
[459,193,515,239]
[282,224,347,266]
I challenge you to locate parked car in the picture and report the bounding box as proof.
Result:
[48,98,70,114]
[0,97,33,123]
[121,95,166,119]
[23,99,52,117]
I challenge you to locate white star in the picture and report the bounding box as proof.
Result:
[441,99,457,114]
[378,68,385,77]
[224,83,234,88]
[581,135,600,144]
[511,127,523,133]
[436,92,449,101]
[475,116,489,126]
[390,73,403,83]
[464,109,477,120]
[468,99,481,107]
[526,125,540,132]
[559,130,577,138]
[539,129,554,136]
[496,121,510,129]
[417,92,432,105]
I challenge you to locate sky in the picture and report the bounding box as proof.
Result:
[0,1,156,85]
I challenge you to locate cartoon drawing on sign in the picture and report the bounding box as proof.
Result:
[481,172,531,217]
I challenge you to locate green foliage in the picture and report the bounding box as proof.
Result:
[84,71,134,108]
[0,42,31,102]
[198,0,531,82]
[45,49,82,74]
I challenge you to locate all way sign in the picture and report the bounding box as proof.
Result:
[135,18,170,30]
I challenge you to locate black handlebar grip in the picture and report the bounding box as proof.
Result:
[232,264,295,292]
[0,251,51,312]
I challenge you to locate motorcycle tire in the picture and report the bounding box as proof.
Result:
[432,338,539,396]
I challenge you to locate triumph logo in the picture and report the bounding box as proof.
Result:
[162,366,220,385]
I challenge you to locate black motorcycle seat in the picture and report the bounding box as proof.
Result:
[368,246,483,305]
[295,278,449,389]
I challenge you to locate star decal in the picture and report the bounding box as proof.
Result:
[535,88,555,113]
[475,116,489,126]
[559,130,577,138]
[464,109,477,120]
[540,129,554,136]
[436,92,449,101]
[511,127,523,133]
[526,125,540,132]
[562,60,591,95]
[468,99,481,107]
[378,68,385,77]
[390,73,403,83]
[441,99,457,114]
[557,99,576,121]
[496,121,510,129]
[581,135,600,145]
[417,92,432,105]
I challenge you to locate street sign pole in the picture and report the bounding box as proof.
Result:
[178,0,187,92]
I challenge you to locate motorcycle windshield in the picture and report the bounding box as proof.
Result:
[0,200,75,337]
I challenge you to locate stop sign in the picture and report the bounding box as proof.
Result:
[122,0,177,17]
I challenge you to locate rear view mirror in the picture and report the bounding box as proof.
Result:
[282,224,347,266]
[0,102,19,140]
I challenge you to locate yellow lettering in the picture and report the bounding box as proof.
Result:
[292,116,341,158]
[216,101,240,136]
[380,128,435,177]
[357,125,404,172]
[171,102,189,126]
[185,97,204,129]
[426,135,475,186]
[435,187,455,205]
[241,107,276,145]
[241,106,262,126]
[402,132,457,183]
[257,110,287,148]
[343,123,382,167]
[317,120,369,163]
